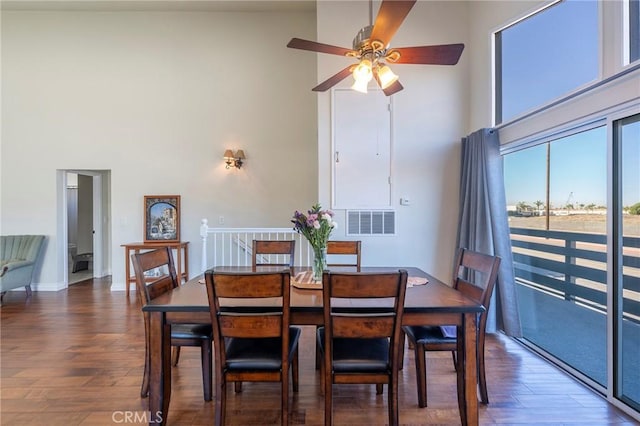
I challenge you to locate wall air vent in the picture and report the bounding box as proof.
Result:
[346,210,395,236]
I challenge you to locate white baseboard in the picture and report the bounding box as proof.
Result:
[31,282,67,292]
[12,282,132,292]
[109,282,131,292]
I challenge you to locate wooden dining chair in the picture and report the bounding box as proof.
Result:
[326,240,361,269]
[315,240,362,370]
[252,240,296,267]
[402,248,501,407]
[131,247,212,401]
[204,270,301,426]
[317,270,408,426]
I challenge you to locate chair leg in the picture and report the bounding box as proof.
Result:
[451,350,458,372]
[398,330,405,371]
[215,373,225,426]
[201,339,213,401]
[281,367,290,426]
[24,285,32,298]
[141,340,150,398]
[171,346,180,366]
[234,382,243,393]
[315,325,321,370]
[324,367,332,426]
[477,339,489,404]
[388,376,399,426]
[319,358,325,396]
[315,345,321,370]
[292,347,299,392]
[414,343,427,408]
[376,384,383,394]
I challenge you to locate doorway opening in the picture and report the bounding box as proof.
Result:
[57,170,111,289]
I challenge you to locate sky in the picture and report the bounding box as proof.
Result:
[500,0,599,121]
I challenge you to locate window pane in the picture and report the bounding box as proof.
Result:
[505,143,547,230]
[548,128,607,231]
[505,126,608,387]
[615,114,640,410]
[497,0,599,123]
[630,0,640,63]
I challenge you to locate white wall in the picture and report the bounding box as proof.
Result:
[2,1,565,289]
[1,9,318,289]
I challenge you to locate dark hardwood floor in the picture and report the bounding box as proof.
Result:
[1,278,637,425]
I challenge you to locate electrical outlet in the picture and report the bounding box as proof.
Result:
[400,198,411,206]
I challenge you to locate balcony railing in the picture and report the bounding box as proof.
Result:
[199,220,317,272]
[510,227,640,320]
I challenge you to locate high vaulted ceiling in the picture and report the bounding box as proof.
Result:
[0,0,316,12]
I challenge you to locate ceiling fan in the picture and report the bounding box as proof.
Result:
[287,0,464,96]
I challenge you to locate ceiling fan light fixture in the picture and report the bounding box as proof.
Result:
[351,77,369,93]
[352,58,373,82]
[377,64,399,89]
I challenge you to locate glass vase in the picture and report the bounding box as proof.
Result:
[312,246,327,282]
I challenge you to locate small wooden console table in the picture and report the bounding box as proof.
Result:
[122,241,189,294]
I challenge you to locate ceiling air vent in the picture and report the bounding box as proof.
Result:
[347,210,395,236]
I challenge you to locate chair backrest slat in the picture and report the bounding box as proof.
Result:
[322,269,408,351]
[218,314,283,339]
[131,247,179,306]
[328,272,400,298]
[252,240,296,267]
[332,316,396,339]
[453,248,501,329]
[326,240,361,269]
[211,272,285,297]
[455,279,484,304]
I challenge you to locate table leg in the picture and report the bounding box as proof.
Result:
[149,311,171,426]
[456,325,466,425]
[457,312,478,426]
[125,248,131,295]
[176,246,183,284]
[183,244,189,282]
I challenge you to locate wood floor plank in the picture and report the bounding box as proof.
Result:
[1,278,638,425]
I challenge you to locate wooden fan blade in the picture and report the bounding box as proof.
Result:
[373,69,404,96]
[370,0,416,48]
[383,80,404,96]
[390,44,465,65]
[287,38,353,56]
[313,66,353,92]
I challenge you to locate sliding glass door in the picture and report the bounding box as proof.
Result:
[505,126,609,387]
[614,114,640,410]
[504,113,640,412]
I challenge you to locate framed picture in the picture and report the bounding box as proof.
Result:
[144,195,181,243]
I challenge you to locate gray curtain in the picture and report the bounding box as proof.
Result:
[456,128,522,337]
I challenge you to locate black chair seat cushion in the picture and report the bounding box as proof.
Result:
[171,323,212,340]
[225,326,301,371]
[317,327,390,372]
[403,325,455,345]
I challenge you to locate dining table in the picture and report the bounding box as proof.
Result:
[142,266,484,426]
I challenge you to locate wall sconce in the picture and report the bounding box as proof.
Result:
[223,149,245,169]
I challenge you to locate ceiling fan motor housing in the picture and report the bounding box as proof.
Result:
[352,25,387,64]
[353,25,373,51]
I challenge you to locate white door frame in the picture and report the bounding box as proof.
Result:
[57,169,110,288]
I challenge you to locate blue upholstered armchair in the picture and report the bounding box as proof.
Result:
[1,235,46,303]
